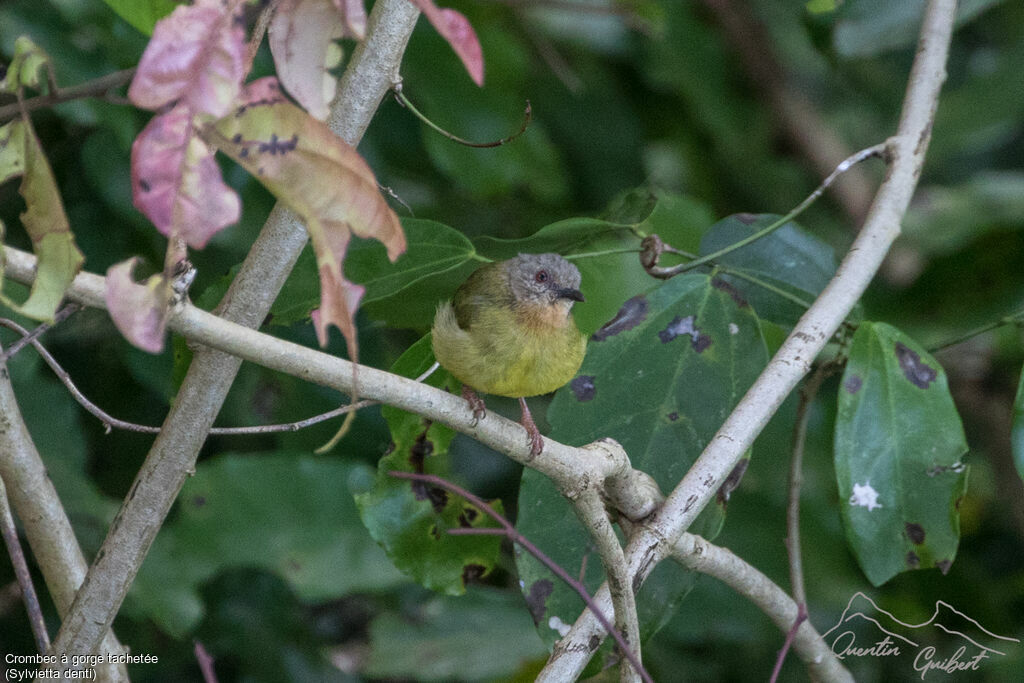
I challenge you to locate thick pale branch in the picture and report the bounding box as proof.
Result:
[538,0,957,678]
[673,534,852,683]
[0,350,128,682]
[570,491,644,683]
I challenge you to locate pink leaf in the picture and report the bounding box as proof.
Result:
[310,230,365,348]
[105,258,172,354]
[128,0,247,117]
[270,0,348,120]
[132,104,240,249]
[333,0,368,40]
[208,77,405,354]
[410,1,484,86]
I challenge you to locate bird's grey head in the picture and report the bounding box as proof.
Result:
[507,253,585,308]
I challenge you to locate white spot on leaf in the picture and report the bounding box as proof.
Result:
[729,323,739,335]
[849,481,883,511]
[548,615,571,637]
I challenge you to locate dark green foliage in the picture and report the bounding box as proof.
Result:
[2,0,1024,680]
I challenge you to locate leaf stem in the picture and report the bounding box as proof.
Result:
[564,246,641,260]
[929,312,1024,353]
[394,84,532,148]
[652,144,887,278]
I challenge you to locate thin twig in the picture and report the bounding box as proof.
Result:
[0,344,129,682]
[0,475,50,654]
[775,363,834,682]
[0,318,437,436]
[0,69,136,123]
[246,0,280,73]
[394,85,532,148]
[769,603,808,683]
[388,471,652,683]
[674,534,847,682]
[929,312,1024,353]
[194,641,218,683]
[0,304,79,362]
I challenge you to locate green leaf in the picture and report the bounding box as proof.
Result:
[516,273,768,654]
[698,213,838,327]
[834,322,969,586]
[99,0,181,36]
[366,587,547,680]
[128,452,404,637]
[271,218,480,327]
[354,335,504,595]
[1012,367,1024,484]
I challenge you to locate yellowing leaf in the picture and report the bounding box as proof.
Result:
[0,121,84,321]
[208,77,405,351]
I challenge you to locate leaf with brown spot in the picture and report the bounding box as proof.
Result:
[209,77,405,356]
[592,295,649,341]
[569,375,596,402]
[355,336,502,595]
[835,322,968,586]
[894,342,937,389]
[698,213,846,327]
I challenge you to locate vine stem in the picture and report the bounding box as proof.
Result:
[651,143,886,278]
[537,0,958,679]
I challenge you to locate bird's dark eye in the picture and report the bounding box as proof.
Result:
[535,270,549,283]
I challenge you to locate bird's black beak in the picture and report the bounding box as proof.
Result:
[557,288,585,303]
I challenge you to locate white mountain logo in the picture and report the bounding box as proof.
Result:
[822,592,1019,678]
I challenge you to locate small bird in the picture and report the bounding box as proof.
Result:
[431,253,587,456]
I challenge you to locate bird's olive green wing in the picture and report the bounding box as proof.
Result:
[451,261,511,330]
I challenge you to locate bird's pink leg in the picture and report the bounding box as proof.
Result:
[462,385,487,426]
[518,397,545,457]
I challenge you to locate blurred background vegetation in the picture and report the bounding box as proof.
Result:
[1,0,1023,680]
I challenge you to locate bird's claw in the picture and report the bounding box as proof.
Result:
[526,427,545,458]
[462,386,487,427]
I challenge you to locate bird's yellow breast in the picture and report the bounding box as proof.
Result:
[431,300,586,398]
